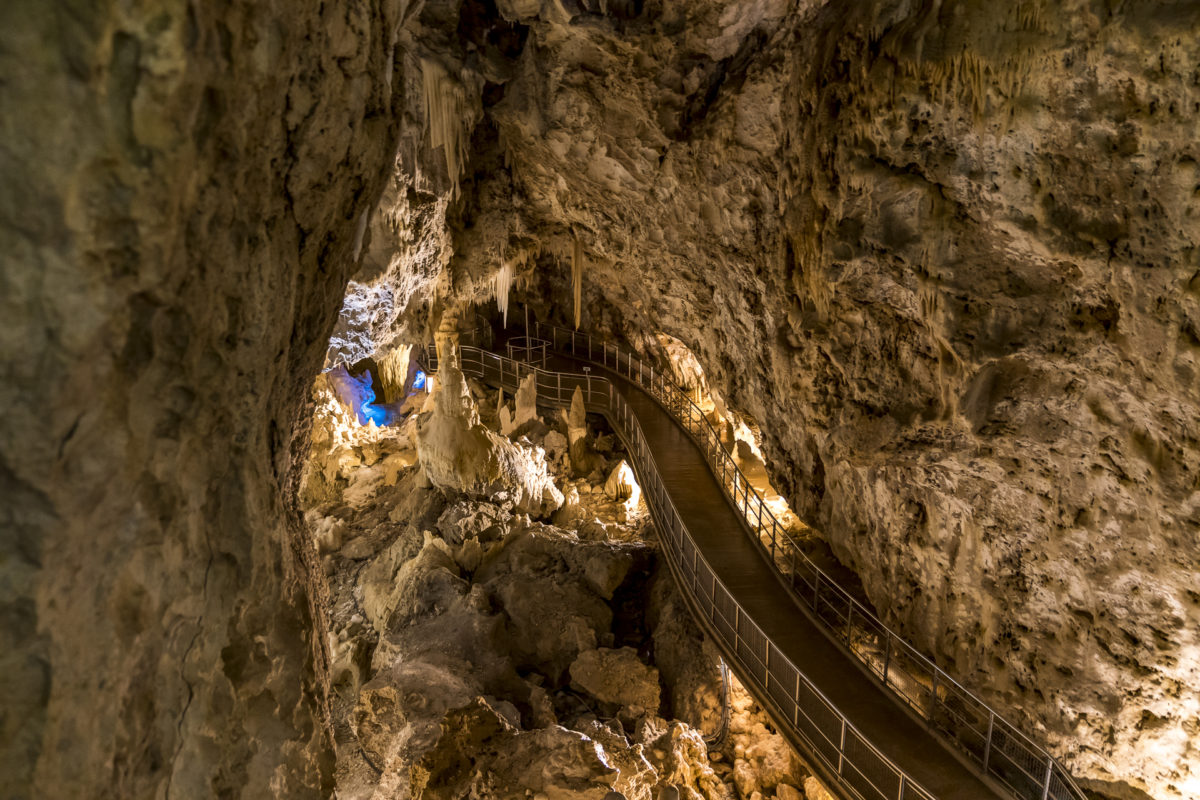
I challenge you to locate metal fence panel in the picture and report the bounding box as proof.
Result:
[842,727,902,800]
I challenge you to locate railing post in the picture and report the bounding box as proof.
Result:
[883,634,892,688]
[845,603,854,648]
[710,571,718,623]
[837,718,846,775]
[793,671,801,726]
[897,774,906,800]
[929,670,939,721]
[1041,756,1054,800]
[734,605,740,654]
[982,711,995,773]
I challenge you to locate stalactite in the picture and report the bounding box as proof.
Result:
[421,58,474,199]
[489,242,541,328]
[494,259,514,327]
[572,235,583,330]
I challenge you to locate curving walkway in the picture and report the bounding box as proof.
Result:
[420,337,1083,800]
[559,353,995,800]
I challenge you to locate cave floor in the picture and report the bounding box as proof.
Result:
[548,352,1002,800]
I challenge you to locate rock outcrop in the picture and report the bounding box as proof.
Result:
[294,355,839,799]
[570,646,662,718]
[1,1,405,795]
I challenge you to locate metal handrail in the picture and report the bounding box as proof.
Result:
[528,323,1087,800]
[418,343,940,800]
[505,336,550,369]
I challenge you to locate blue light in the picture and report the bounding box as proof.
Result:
[360,401,389,426]
[353,371,390,426]
[412,369,427,390]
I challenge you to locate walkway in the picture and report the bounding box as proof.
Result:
[423,337,1083,800]
[559,353,997,800]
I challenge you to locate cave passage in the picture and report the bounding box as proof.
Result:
[5,1,1198,799]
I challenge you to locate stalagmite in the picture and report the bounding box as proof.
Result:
[414,359,562,515]
[513,374,538,429]
[566,385,596,476]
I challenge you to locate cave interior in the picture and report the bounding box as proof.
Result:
[2,1,1199,800]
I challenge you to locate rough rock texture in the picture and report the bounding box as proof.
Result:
[297,396,778,799]
[333,1,1199,795]
[514,372,540,428]
[604,458,642,511]
[0,1,403,796]
[416,358,564,515]
[411,698,622,800]
[648,571,727,738]
[569,646,662,717]
[11,0,1200,796]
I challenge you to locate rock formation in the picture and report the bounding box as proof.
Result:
[1,1,403,796]
[325,2,1200,795]
[298,371,821,799]
[416,356,563,515]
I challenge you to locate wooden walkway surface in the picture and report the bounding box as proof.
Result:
[550,353,1002,800]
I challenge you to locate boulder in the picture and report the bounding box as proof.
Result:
[552,484,583,528]
[361,532,466,634]
[412,698,620,800]
[804,776,836,800]
[570,647,661,717]
[543,429,569,462]
[638,721,731,800]
[777,783,803,800]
